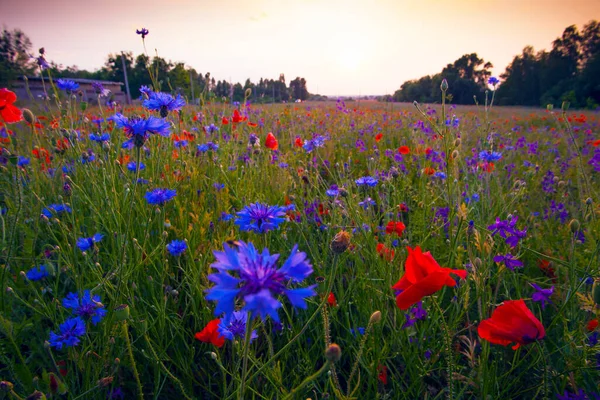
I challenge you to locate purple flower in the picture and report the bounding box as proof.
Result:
[530,283,553,309]
[49,317,86,349]
[218,311,258,341]
[92,82,110,97]
[136,28,149,39]
[493,254,523,271]
[206,241,315,321]
[62,290,106,325]
[143,92,186,116]
[355,176,378,187]
[76,233,104,252]
[56,79,80,92]
[488,77,499,86]
[110,113,171,147]
[235,203,286,234]
[26,265,50,281]
[166,240,187,256]
[145,188,176,205]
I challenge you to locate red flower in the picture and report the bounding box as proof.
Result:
[385,221,406,236]
[423,167,435,176]
[377,365,388,385]
[294,137,304,147]
[375,133,383,142]
[588,319,599,332]
[232,109,247,124]
[265,132,278,150]
[376,243,395,261]
[392,246,467,310]
[222,117,229,125]
[327,292,337,307]
[0,89,23,124]
[194,319,225,348]
[478,299,545,350]
[398,145,410,155]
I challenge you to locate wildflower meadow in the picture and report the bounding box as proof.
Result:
[1,29,600,400]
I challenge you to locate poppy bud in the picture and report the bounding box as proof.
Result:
[454,138,461,147]
[569,219,580,233]
[592,280,600,306]
[210,352,218,360]
[369,311,382,324]
[330,230,351,254]
[547,104,553,111]
[97,376,113,387]
[441,79,449,92]
[474,258,482,269]
[558,181,566,188]
[22,108,35,124]
[114,304,130,321]
[325,343,342,363]
[245,88,252,98]
[586,198,593,205]
[451,149,459,160]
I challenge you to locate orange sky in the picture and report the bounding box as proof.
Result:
[1,0,599,95]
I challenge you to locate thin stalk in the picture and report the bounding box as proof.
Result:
[123,321,144,400]
[238,311,253,400]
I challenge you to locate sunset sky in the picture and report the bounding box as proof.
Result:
[1,0,599,95]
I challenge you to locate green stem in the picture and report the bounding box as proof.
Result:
[432,298,455,400]
[283,363,329,400]
[123,321,144,400]
[238,311,253,400]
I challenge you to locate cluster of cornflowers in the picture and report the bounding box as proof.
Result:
[489,215,527,271]
[49,291,106,349]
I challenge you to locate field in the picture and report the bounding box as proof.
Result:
[0,87,599,400]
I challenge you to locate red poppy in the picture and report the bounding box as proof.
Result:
[398,146,410,155]
[385,221,406,236]
[375,133,383,142]
[376,243,395,262]
[478,162,495,173]
[377,365,388,385]
[222,117,229,125]
[232,109,247,124]
[588,319,599,332]
[194,319,225,348]
[294,137,304,147]
[327,292,337,307]
[423,167,435,176]
[265,132,278,150]
[0,89,23,124]
[392,246,467,310]
[478,299,545,350]
[247,122,257,127]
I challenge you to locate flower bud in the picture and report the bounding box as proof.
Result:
[325,343,342,363]
[473,258,482,269]
[0,381,14,391]
[569,219,580,233]
[97,376,113,387]
[453,138,461,147]
[245,88,252,98]
[330,230,351,254]
[440,79,449,92]
[369,311,382,324]
[114,304,130,321]
[586,198,593,205]
[210,352,218,360]
[547,104,553,111]
[25,391,46,400]
[22,109,35,124]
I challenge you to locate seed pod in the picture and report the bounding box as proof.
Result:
[330,230,351,254]
[369,311,382,324]
[114,304,130,321]
[441,79,449,92]
[569,219,580,233]
[22,108,35,124]
[325,343,342,363]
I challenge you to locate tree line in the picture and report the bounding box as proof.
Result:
[391,20,600,109]
[0,31,311,103]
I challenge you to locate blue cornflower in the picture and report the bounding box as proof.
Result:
[26,265,50,281]
[126,161,145,172]
[235,203,287,234]
[214,183,225,191]
[206,241,316,322]
[220,212,234,222]
[359,197,376,209]
[350,327,366,336]
[488,76,499,86]
[143,92,186,116]
[91,82,110,97]
[56,79,80,92]
[588,332,599,347]
[205,124,219,134]
[326,185,339,197]
[174,139,188,148]
[530,283,553,309]
[49,317,86,349]
[62,290,107,325]
[355,176,378,187]
[197,144,209,153]
[136,28,149,39]
[42,204,72,218]
[145,188,176,205]
[303,135,326,153]
[76,233,104,252]
[493,253,523,271]
[110,113,171,148]
[139,85,152,99]
[218,311,258,341]
[17,156,29,167]
[166,239,187,256]
[478,150,502,163]
[89,133,110,142]
[433,171,447,179]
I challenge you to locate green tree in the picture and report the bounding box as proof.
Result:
[0,28,35,87]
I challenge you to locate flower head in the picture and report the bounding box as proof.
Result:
[194,319,225,348]
[392,246,467,310]
[62,290,107,325]
[26,265,50,281]
[265,132,278,150]
[206,241,315,322]
[0,89,23,124]
[110,113,171,147]
[478,299,545,350]
[143,92,186,117]
[136,28,149,39]
[42,204,72,218]
[91,82,110,97]
[49,317,86,349]
[235,203,287,233]
[145,188,176,205]
[166,239,187,256]
[56,79,80,92]
[488,76,500,86]
[355,176,378,187]
[218,311,258,341]
[76,233,104,252]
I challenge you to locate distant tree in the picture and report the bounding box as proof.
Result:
[0,28,35,87]
[289,77,308,101]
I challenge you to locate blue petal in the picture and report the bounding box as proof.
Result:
[284,286,316,309]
